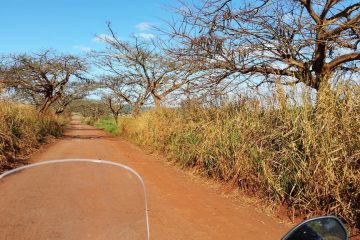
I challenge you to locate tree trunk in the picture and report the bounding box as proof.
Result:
[113,113,119,125]
[152,94,162,109]
[131,105,140,116]
[38,98,52,114]
[55,108,65,114]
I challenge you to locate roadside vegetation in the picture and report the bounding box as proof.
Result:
[95,116,119,135]
[116,83,360,231]
[0,102,67,172]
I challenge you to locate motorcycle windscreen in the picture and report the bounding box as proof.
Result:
[0,160,149,240]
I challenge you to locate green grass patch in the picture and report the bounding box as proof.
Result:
[95,116,119,135]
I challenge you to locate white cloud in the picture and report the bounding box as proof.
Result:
[92,34,115,43]
[135,22,152,31]
[73,45,91,52]
[137,33,156,40]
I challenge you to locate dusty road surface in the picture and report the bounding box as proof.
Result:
[0,115,292,240]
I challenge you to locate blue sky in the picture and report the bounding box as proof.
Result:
[0,0,176,54]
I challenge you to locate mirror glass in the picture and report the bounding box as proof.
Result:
[284,217,347,240]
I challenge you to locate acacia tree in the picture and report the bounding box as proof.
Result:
[68,99,108,120]
[1,51,87,113]
[101,94,124,124]
[99,74,150,115]
[53,81,94,114]
[167,0,360,91]
[92,24,195,112]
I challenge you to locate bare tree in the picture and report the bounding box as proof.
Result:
[68,99,108,120]
[92,23,195,112]
[53,81,95,114]
[101,94,124,124]
[166,0,360,91]
[99,74,150,115]
[1,50,87,113]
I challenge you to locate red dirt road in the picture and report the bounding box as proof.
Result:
[0,116,292,239]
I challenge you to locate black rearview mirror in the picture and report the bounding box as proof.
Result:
[282,216,348,240]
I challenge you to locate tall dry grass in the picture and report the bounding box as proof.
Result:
[118,84,360,231]
[0,102,67,171]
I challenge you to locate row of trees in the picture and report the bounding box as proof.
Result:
[1,0,359,116]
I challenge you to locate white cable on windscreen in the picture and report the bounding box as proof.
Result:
[0,159,150,240]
